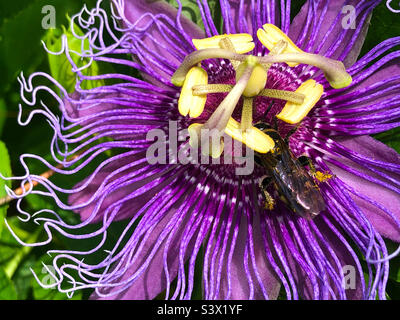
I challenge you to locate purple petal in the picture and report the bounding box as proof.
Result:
[68,153,158,223]
[218,214,281,299]
[327,135,400,242]
[121,0,204,85]
[90,207,190,300]
[224,0,279,39]
[289,0,379,67]
[312,217,364,299]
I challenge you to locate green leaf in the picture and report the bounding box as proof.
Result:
[0,99,6,138]
[360,2,400,57]
[373,127,400,154]
[0,140,12,237]
[387,279,400,300]
[386,240,400,283]
[164,0,215,30]
[0,0,100,94]
[31,254,82,300]
[44,17,105,93]
[0,267,17,300]
[0,0,33,25]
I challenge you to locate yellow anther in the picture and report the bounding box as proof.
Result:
[236,57,267,97]
[188,123,224,158]
[257,24,303,67]
[193,33,255,54]
[225,118,275,153]
[276,80,324,124]
[314,171,333,183]
[178,66,208,118]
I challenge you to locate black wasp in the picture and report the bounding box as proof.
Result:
[254,122,327,220]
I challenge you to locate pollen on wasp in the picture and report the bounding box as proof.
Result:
[314,171,333,183]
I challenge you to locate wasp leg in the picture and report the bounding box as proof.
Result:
[272,116,279,131]
[259,176,275,210]
[254,122,272,132]
[298,155,333,183]
[284,123,301,144]
[298,155,312,168]
[263,190,276,210]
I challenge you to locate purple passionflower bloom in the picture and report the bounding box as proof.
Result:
[6,0,400,300]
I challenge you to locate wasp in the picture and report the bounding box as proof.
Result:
[254,122,328,220]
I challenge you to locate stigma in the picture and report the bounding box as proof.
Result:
[172,26,352,157]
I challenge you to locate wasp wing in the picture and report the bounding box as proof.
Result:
[272,140,325,219]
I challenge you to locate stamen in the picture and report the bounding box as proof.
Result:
[276,80,324,124]
[257,24,303,67]
[259,89,305,104]
[192,84,233,95]
[192,33,255,54]
[178,66,208,118]
[257,24,352,88]
[241,98,254,130]
[225,118,275,153]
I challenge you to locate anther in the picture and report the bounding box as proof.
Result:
[276,80,324,124]
[262,39,288,71]
[178,66,208,118]
[225,118,275,153]
[192,33,255,54]
[257,24,303,67]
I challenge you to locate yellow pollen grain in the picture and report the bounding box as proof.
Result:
[314,171,333,182]
[192,33,255,54]
[178,66,208,118]
[276,79,324,124]
[257,24,303,67]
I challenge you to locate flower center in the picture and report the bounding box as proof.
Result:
[172,25,352,158]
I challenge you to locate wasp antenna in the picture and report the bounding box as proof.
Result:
[273,116,279,131]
